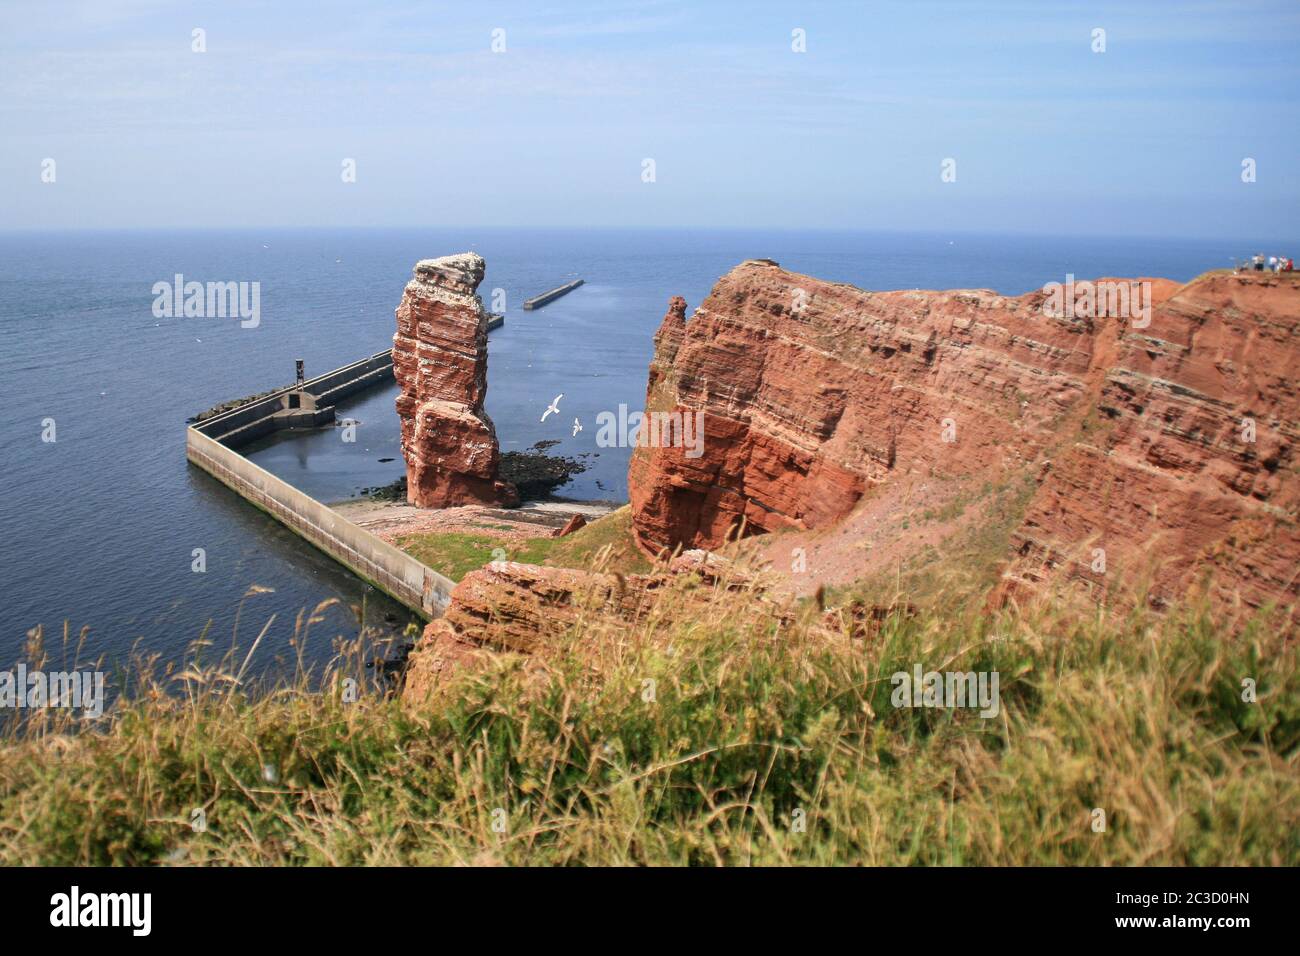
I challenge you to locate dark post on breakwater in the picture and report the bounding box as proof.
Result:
[522,279,584,310]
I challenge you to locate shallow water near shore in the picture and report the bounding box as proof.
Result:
[0,227,1277,674]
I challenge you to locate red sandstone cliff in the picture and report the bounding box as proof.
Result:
[1003,270,1300,613]
[628,258,1146,552]
[393,253,517,509]
[401,552,771,705]
[629,260,1298,617]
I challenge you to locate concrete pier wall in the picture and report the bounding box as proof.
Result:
[308,351,395,407]
[186,347,464,617]
[189,327,504,615]
[196,350,396,447]
[186,428,454,617]
[193,388,299,446]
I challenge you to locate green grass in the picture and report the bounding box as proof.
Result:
[540,506,652,575]
[396,507,651,582]
[392,529,572,581]
[395,531,514,581]
[0,576,1295,866]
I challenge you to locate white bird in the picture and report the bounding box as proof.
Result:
[572,418,582,437]
[540,394,563,422]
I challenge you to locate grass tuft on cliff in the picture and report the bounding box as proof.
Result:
[1,565,1296,866]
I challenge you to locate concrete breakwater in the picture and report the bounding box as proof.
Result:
[187,350,456,617]
[195,350,396,447]
[522,279,584,310]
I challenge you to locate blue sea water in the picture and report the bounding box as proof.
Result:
[0,227,1277,671]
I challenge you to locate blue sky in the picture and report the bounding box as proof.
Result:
[2,0,1297,237]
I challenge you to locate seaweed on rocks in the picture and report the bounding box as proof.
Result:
[499,449,587,500]
[363,476,408,501]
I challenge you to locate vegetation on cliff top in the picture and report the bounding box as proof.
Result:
[0,570,1295,866]
[396,506,651,582]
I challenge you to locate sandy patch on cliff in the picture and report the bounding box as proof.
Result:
[751,462,1041,603]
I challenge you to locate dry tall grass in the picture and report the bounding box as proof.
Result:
[0,567,1295,866]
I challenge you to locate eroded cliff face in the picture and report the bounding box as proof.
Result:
[393,253,517,509]
[1002,271,1300,613]
[629,259,1153,553]
[629,260,1298,616]
[401,551,770,706]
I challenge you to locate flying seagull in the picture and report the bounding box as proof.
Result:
[572,418,582,437]
[540,394,563,422]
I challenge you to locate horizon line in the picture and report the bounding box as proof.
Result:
[1,224,1296,245]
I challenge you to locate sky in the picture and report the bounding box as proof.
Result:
[1,0,1297,238]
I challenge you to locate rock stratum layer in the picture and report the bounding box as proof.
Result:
[401,551,768,705]
[1004,271,1300,613]
[393,253,517,509]
[629,260,1299,616]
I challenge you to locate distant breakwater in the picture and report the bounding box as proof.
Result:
[522,279,584,310]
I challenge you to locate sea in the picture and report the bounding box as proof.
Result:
[0,227,1280,673]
